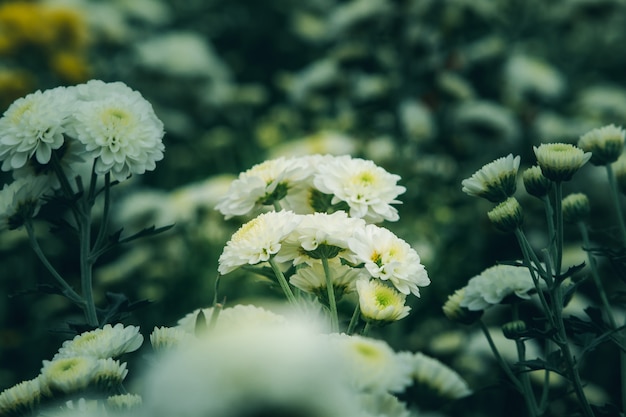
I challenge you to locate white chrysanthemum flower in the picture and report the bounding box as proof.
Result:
[40,356,99,396]
[533,143,591,182]
[53,323,144,360]
[176,304,290,334]
[91,358,128,390]
[107,393,142,412]
[359,392,411,417]
[329,334,413,393]
[289,258,365,301]
[139,320,363,417]
[68,80,165,182]
[461,154,521,202]
[504,54,565,102]
[268,131,358,159]
[409,352,472,400]
[356,279,411,323]
[578,124,626,165]
[218,210,300,274]
[215,157,310,218]
[0,175,51,231]
[150,326,195,351]
[0,86,76,171]
[276,211,365,265]
[0,377,41,417]
[313,155,405,223]
[348,224,430,296]
[460,264,538,311]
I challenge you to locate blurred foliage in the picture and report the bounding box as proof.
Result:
[2,0,626,415]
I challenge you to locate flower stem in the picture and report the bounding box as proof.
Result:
[78,201,98,327]
[268,258,297,304]
[347,301,361,335]
[321,256,339,332]
[554,181,564,278]
[478,320,524,393]
[606,164,626,247]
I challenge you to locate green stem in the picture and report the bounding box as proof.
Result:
[478,320,524,393]
[78,202,98,327]
[347,301,361,335]
[24,221,85,308]
[606,164,626,247]
[554,181,564,278]
[541,194,556,270]
[268,258,297,304]
[362,321,372,336]
[321,256,339,332]
[512,305,539,417]
[92,173,111,256]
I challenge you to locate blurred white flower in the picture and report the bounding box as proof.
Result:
[40,356,99,396]
[577,85,626,120]
[289,258,365,301]
[453,100,520,144]
[69,80,165,182]
[0,86,76,171]
[461,154,520,203]
[0,176,52,231]
[329,333,413,393]
[53,323,144,360]
[504,54,565,103]
[349,224,430,296]
[398,99,436,143]
[267,131,358,159]
[150,326,194,351]
[218,210,300,274]
[138,320,364,417]
[408,352,472,400]
[176,304,290,334]
[215,157,310,218]
[107,393,143,412]
[460,264,537,311]
[0,377,41,417]
[313,155,406,222]
[359,392,411,417]
[356,279,411,323]
[578,124,625,165]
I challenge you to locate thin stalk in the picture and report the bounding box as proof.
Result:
[362,321,372,336]
[24,221,85,308]
[541,194,556,270]
[321,256,339,332]
[268,258,296,304]
[78,203,98,327]
[347,302,361,335]
[512,305,539,417]
[478,320,524,393]
[554,181,564,278]
[92,173,111,255]
[606,164,626,247]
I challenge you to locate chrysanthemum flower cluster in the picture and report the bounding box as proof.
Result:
[216,155,429,329]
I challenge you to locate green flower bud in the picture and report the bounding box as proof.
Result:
[533,143,591,182]
[461,154,521,203]
[502,320,527,340]
[522,165,552,198]
[562,193,590,224]
[487,197,523,233]
[578,124,625,166]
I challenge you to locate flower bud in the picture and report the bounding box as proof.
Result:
[502,320,527,340]
[461,154,520,203]
[578,124,625,166]
[533,143,591,182]
[487,197,523,233]
[522,165,551,198]
[562,193,590,224]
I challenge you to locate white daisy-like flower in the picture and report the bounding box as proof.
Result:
[107,393,142,412]
[409,352,472,400]
[150,326,195,351]
[289,258,365,301]
[53,323,144,360]
[460,264,538,311]
[91,358,128,390]
[329,333,413,393]
[218,210,300,275]
[139,320,363,417]
[0,175,52,231]
[348,224,430,296]
[215,157,310,218]
[461,154,521,202]
[68,80,165,182]
[176,304,289,334]
[533,143,591,182]
[313,155,406,223]
[578,124,626,165]
[40,356,99,396]
[0,377,41,417]
[0,86,76,171]
[359,392,411,417]
[276,211,366,265]
[356,279,411,323]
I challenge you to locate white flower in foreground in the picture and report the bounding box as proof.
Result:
[348,224,430,296]
[69,80,165,182]
[460,264,537,311]
[176,304,289,334]
[53,323,144,360]
[215,157,310,218]
[0,176,51,231]
[0,86,76,171]
[276,211,365,265]
[461,154,520,202]
[329,333,413,393]
[359,392,411,417]
[409,352,472,400]
[107,393,143,412]
[0,377,41,417]
[356,279,411,323]
[218,210,300,274]
[40,356,99,396]
[139,320,363,417]
[313,155,405,222]
[289,258,365,302]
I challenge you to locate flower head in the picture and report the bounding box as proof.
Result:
[0,86,76,171]
[107,394,142,412]
[442,288,482,325]
[177,304,289,334]
[533,143,591,182]
[562,193,590,224]
[53,323,143,360]
[150,326,194,351]
[356,279,410,323]
[460,264,538,311]
[578,124,625,165]
[91,358,128,390]
[215,157,310,218]
[218,210,300,274]
[289,258,365,302]
[522,165,551,198]
[461,154,520,202]
[0,175,51,230]
[40,356,99,396]
[487,197,523,233]
[313,155,405,222]
[348,224,430,296]
[0,378,41,417]
[68,80,165,182]
[408,352,472,400]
